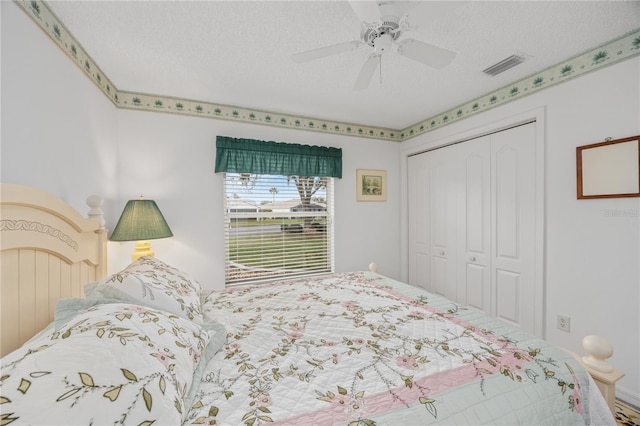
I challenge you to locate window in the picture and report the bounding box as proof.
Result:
[223,173,334,285]
[215,135,341,285]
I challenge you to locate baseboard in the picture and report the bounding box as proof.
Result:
[617,386,640,410]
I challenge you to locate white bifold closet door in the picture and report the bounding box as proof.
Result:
[408,122,538,334]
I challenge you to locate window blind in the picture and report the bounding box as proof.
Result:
[223,173,335,285]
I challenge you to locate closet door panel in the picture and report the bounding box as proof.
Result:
[460,137,491,313]
[431,256,452,299]
[494,147,519,258]
[429,147,458,302]
[466,263,487,310]
[495,269,520,323]
[465,154,486,253]
[430,161,452,249]
[491,123,536,332]
[408,154,430,289]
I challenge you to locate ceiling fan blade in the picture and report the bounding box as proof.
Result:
[353,55,379,91]
[397,39,456,69]
[292,40,362,63]
[348,0,382,23]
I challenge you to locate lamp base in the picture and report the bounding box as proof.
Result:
[131,240,154,261]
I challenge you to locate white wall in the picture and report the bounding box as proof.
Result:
[1,2,119,219]
[1,1,402,289]
[400,57,640,404]
[110,110,401,287]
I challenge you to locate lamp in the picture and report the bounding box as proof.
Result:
[110,196,173,261]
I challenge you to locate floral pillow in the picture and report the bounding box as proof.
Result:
[0,302,211,425]
[84,257,204,324]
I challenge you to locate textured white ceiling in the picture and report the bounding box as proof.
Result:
[47,1,640,130]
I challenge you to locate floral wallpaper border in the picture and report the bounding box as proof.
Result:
[403,29,640,139]
[15,0,640,142]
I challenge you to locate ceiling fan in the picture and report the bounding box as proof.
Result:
[292,1,457,91]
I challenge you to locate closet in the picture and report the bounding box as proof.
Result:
[408,122,540,335]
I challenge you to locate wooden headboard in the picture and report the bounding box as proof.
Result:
[0,183,107,357]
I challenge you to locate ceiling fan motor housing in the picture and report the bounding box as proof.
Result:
[361,17,400,49]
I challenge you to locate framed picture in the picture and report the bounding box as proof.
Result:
[576,135,640,199]
[356,169,387,202]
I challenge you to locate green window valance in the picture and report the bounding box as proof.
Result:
[215,136,342,178]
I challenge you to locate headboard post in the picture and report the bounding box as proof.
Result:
[87,194,108,279]
[95,229,108,279]
[86,194,106,230]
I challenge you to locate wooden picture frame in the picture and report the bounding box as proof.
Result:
[577,135,640,199]
[356,169,387,202]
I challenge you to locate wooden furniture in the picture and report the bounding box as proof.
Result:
[0,183,107,357]
[587,365,625,415]
[566,335,625,416]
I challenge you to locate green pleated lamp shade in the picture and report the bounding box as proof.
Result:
[110,199,173,242]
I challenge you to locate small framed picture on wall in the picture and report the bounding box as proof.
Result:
[577,135,640,199]
[356,169,387,202]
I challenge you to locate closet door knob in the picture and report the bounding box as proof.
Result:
[439,250,445,256]
[469,256,477,262]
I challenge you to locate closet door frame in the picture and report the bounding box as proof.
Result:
[400,108,546,338]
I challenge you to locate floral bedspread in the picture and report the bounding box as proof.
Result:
[1,302,210,425]
[187,272,610,425]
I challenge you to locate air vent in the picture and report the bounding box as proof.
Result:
[483,54,526,76]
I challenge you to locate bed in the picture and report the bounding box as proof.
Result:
[0,183,107,357]
[0,184,616,425]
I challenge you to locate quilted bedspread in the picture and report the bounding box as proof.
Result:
[186,272,612,425]
[1,271,613,425]
[1,301,211,425]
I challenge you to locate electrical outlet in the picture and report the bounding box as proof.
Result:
[557,315,571,332]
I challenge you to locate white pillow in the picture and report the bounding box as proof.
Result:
[85,257,204,324]
[1,302,210,425]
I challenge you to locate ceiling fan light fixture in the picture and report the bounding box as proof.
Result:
[374,33,393,54]
[483,54,526,76]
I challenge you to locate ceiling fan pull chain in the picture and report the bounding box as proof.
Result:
[379,55,383,85]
